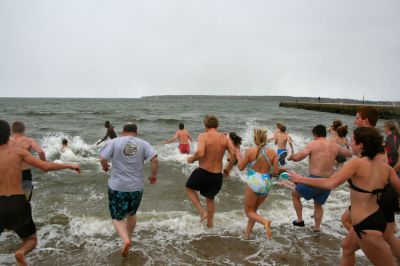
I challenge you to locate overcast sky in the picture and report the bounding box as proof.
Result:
[0,0,399,101]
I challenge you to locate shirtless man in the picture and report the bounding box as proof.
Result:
[272,123,294,167]
[288,124,352,231]
[9,121,46,201]
[163,123,193,154]
[96,121,117,145]
[0,119,80,266]
[185,115,234,228]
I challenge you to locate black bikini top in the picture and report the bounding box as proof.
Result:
[347,179,386,195]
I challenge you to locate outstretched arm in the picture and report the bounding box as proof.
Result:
[23,149,79,173]
[288,160,357,190]
[288,145,311,162]
[163,133,178,144]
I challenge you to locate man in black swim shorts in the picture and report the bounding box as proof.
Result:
[0,119,80,265]
[186,115,235,228]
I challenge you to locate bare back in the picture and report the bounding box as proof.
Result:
[343,157,393,224]
[0,144,27,195]
[275,132,289,149]
[246,146,278,175]
[9,135,36,170]
[198,131,229,173]
[176,130,191,144]
[306,138,342,177]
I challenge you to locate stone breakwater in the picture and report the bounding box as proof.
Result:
[279,101,400,119]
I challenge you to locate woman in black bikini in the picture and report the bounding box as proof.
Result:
[289,127,400,266]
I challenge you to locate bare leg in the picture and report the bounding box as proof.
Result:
[126,215,137,240]
[357,230,396,266]
[244,186,271,238]
[186,188,207,222]
[15,234,37,266]
[313,202,323,231]
[341,208,352,231]
[291,190,303,222]
[112,219,132,257]
[340,228,359,266]
[205,198,215,228]
[383,222,400,260]
[243,218,256,240]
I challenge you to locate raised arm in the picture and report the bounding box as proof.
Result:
[288,160,357,190]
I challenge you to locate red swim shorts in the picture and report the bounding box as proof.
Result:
[178,144,190,154]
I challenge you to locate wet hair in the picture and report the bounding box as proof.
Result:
[229,132,242,146]
[312,124,327,137]
[384,120,399,136]
[179,123,184,130]
[276,122,286,132]
[336,125,348,138]
[357,106,379,126]
[123,123,137,132]
[62,138,68,145]
[104,121,111,128]
[203,115,218,129]
[331,120,343,130]
[0,120,10,145]
[254,128,267,147]
[353,127,384,159]
[12,121,25,133]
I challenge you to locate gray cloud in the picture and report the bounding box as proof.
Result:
[0,0,399,101]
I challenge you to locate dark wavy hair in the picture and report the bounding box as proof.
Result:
[229,132,242,146]
[353,127,384,159]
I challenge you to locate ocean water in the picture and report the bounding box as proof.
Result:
[0,96,376,265]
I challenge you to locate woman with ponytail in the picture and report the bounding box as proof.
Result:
[235,128,278,239]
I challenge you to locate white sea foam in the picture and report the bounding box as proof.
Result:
[40,133,100,163]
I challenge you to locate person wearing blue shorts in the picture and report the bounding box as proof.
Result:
[100,123,158,257]
[288,124,352,232]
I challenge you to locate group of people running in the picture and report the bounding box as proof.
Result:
[1,105,400,265]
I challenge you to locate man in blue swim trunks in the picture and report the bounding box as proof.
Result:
[288,124,351,231]
[100,123,158,257]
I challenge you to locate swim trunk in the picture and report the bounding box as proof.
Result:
[277,149,288,167]
[295,175,331,205]
[378,184,399,223]
[185,168,223,199]
[108,188,143,220]
[22,169,34,201]
[178,144,190,154]
[0,195,36,238]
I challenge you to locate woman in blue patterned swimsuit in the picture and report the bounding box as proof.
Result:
[235,128,279,239]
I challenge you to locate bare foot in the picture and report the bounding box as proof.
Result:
[121,240,131,257]
[264,220,272,239]
[243,231,250,240]
[200,210,208,223]
[15,251,27,266]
